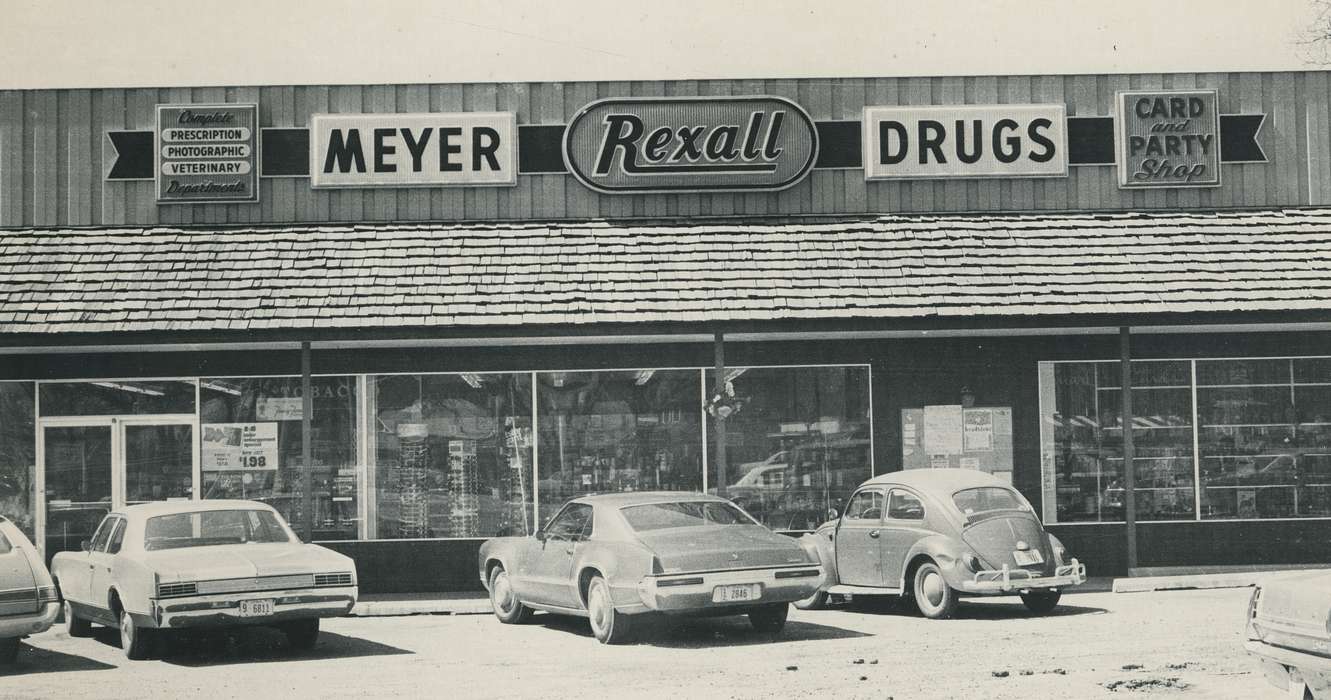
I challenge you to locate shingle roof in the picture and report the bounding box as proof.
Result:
[1,209,1330,336]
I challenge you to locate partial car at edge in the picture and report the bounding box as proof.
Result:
[0,517,58,663]
[478,491,823,644]
[51,499,358,660]
[1246,571,1331,699]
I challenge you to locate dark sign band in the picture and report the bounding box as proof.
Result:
[105,115,1267,181]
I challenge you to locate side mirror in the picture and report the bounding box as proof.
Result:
[827,507,839,521]
[534,529,546,542]
[79,539,91,552]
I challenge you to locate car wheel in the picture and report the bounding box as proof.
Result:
[63,599,92,638]
[748,603,790,634]
[1021,589,1062,614]
[488,566,533,624]
[0,638,19,664]
[912,561,959,620]
[586,575,634,644]
[793,589,828,611]
[283,619,320,651]
[118,607,153,660]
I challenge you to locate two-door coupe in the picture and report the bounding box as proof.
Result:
[0,516,59,663]
[478,492,824,644]
[51,500,358,659]
[798,469,1085,618]
[1246,570,1331,699]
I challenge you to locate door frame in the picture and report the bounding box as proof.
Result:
[35,414,199,557]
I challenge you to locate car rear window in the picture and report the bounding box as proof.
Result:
[621,501,756,532]
[144,510,292,550]
[0,530,11,555]
[952,487,1028,516]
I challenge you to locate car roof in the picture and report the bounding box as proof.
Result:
[117,499,279,518]
[571,491,729,507]
[860,468,1011,493]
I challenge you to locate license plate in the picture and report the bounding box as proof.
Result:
[712,584,761,603]
[1013,549,1044,566]
[238,599,275,617]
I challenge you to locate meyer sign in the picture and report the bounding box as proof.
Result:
[1116,90,1221,188]
[563,96,818,193]
[309,113,517,188]
[862,104,1067,179]
[156,103,259,204]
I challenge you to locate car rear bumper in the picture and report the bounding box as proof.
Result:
[1246,638,1331,696]
[149,587,358,629]
[632,565,823,614]
[956,560,1087,594]
[0,602,59,639]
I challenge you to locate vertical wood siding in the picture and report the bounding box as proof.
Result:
[0,71,1323,228]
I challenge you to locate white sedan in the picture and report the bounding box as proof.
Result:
[0,516,59,663]
[51,500,358,659]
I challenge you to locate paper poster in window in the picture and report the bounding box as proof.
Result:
[963,409,994,452]
[202,423,278,471]
[923,405,964,454]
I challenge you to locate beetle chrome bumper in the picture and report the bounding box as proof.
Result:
[149,587,358,629]
[0,602,59,639]
[634,565,823,613]
[956,559,1086,594]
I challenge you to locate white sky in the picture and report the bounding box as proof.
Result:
[0,0,1323,90]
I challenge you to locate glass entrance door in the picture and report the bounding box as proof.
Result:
[42,424,113,557]
[39,417,198,557]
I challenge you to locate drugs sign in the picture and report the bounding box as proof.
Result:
[862,104,1067,179]
[563,96,818,193]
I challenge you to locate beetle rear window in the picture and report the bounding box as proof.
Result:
[621,501,756,531]
[144,510,292,550]
[952,487,1027,516]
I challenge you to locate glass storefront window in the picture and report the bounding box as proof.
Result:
[706,366,872,531]
[368,373,534,539]
[199,377,358,540]
[40,380,195,416]
[535,370,703,523]
[0,383,35,540]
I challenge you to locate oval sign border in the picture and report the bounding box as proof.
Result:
[562,95,820,194]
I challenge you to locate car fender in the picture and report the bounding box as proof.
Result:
[50,552,83,602]
[112,557,155,617]
[477,538,521,592]
[896,534,973,590]
[572,541,654,609]
[799,524,838,590]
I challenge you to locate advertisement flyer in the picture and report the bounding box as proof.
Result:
[202,423,278,471]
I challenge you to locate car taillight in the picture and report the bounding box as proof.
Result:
[962,553,981,572]
[35,586,57,604]
[1247,586,1261,621]
[651,556,664,575]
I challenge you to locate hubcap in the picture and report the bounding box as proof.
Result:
[920,570,945,607]
[119,612,133,649]
[63,601,72,625]
[589,583,608,634]
[492,572,513,613]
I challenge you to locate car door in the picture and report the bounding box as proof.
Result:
[63,515,115,606]
[879,488,930,589]
[834,488,885,586]
[88,517,125,613]
[521,503,592,607]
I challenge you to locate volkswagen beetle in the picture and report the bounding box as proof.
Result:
[479,492,823,644]
[797,469,1085,618]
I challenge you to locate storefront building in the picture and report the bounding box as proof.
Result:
[3,72,1331,592]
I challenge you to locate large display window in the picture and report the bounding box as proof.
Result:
[0,383,35,539]
[706,365,872,531]
[367,373,534,539]
[534,369,703,523]
[1040,356,1331,523]
[199,376,359,540]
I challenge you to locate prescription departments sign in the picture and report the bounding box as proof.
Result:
[156,103,259,204]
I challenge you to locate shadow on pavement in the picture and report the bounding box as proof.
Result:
[835,595,1108,620]
[83,625,412,667]
[532,611,872,648]
[0,642,118,676]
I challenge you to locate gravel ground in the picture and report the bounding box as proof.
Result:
[0,587,1277,699]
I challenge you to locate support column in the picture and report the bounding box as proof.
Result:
[1120,326,1138,573]
[713,331,728,499]
[301,341,314,542]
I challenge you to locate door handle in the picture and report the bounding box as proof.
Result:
[564,548,575,555]
[868,530,880,538]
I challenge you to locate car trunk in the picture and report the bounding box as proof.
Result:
[1254,571,1331,646]
[0,535,39,617]
[146,543,341,583]
[960,512,1055,576]
[635,526,810,574]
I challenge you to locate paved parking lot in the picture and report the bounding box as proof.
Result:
[0,587,1277,699]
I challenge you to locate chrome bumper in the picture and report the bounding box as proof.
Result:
[957,559,1087,594]
[632,566,823,614]
[0,602,59,638]
[1246,638,1331,696]
[150,586,358,629]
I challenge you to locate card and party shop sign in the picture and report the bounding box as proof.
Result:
[1116,90,1222,188]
